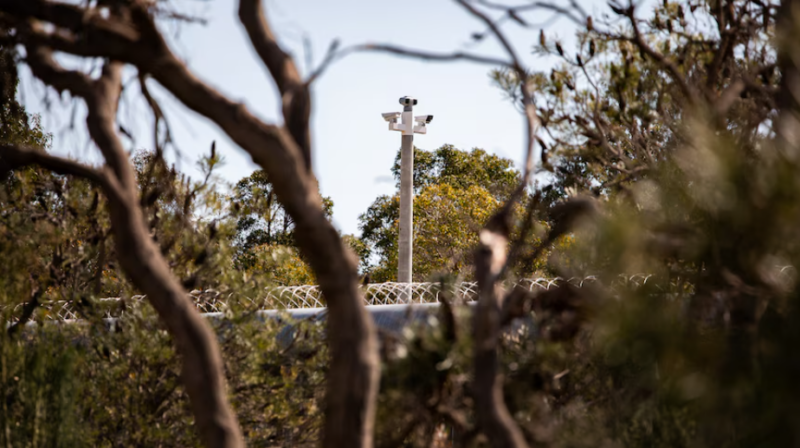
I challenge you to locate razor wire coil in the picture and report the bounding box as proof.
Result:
[1,274,660,323]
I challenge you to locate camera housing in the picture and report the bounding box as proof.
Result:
[382,112,401,122]
[415,115,433,124]
[399,96,418,106]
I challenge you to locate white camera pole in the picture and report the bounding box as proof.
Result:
[382,96,433,292]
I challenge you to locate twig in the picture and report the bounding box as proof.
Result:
[475,0,588,26]
[138,72,173,156]
[352,43,512,67]
[305,39,341,86]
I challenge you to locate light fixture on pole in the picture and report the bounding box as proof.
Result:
[382,96,433,289]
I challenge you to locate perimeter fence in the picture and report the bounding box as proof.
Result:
[0,275,665,323]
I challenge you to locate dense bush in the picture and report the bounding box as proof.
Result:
[0,307,329,447]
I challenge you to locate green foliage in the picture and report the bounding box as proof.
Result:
[231,169,333,268]
[342,233,372,274]
[223,313,327,445]
[239,243,317,286]
[0,308,328,447]
[474,2,797,447]
[558,120,800,447]
[0,145,242,312]
[230,169,371,281]
[391,144,519,199]
[0,329,84,448]
[367,184,500,282]
[0,46,50,149]
[374,301,475,446]
[132,147,241,293]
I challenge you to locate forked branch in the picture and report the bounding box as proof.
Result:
[354,43,513,67]
[238,0,312,170]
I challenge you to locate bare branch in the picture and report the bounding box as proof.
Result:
[472,215,529,448]
[475,0,588,26]
[24,43,136,189]
[353,43,513,67]
[305,39,341,86]
[138,72,172,155]
[23,35,93,98]
[457,0,523,72]
[454,0,537,191]
[238,0,302,93]
[0,144,113,190]
[238,0,312,170]
[87,60,246,447]
[85,61,139,190]
[437,2,538,445]
[6,280,44,337]
[715,79,746,116]
[151,5,208,25]
[776,0,800,153]
[3,0,141,49]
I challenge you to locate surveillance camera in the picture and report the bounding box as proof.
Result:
[415,115,433,124]
[399,96,418,106]
[382,112,400,122]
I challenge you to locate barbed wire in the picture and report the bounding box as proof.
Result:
[0,275,665,323]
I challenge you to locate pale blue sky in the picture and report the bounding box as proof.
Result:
[18,0,598,235]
